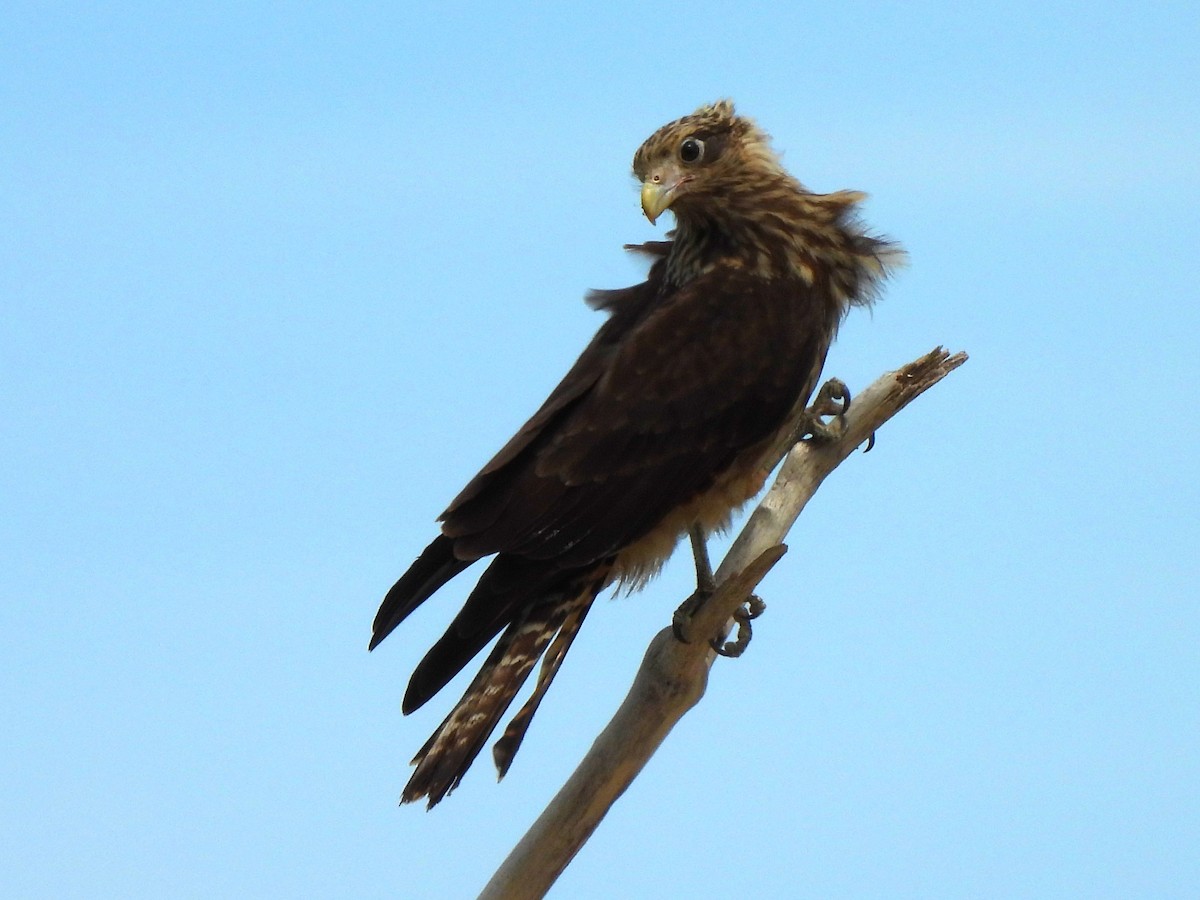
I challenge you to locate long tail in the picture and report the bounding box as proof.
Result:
[401,569,607,808]
[371,535,472,651]
[491,597,593,779]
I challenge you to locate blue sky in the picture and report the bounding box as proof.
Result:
[3,2,1198,897]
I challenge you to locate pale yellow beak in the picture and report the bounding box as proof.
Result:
[640,180,673,225]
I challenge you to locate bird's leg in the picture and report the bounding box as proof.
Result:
[711,594,767,657]
[672,526,715,643]
[690,525,716,595]
[674,526,771,655]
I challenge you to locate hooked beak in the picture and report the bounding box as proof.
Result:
[640,172,688,225]
[640,181,671,224]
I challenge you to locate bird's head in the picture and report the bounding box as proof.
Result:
[632,99,784,226]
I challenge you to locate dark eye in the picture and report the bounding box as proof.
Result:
[679,137,704,163]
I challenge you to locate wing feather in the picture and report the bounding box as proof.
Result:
[443,265,832,567]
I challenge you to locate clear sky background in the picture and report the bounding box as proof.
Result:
[3,3,1198,898]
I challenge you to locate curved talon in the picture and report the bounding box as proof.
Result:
[711,598,765,658]
[838,384,852,414]
[710,620,750,657]
[864,431,877,453]
[801,377,853,443]
[814,378,850,417]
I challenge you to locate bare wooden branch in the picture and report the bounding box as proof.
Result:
[478,347,967,900]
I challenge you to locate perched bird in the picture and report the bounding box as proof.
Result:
[372,99,904,807]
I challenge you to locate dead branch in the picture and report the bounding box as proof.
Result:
[478,347,968,900]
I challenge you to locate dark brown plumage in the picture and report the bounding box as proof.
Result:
[373,99,904,807]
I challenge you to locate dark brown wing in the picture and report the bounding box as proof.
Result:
[438,271,662,522]
[369,268,663,653]
[379,255,840,811]
[384,262,836,807]
[443,262,834,569]
[374,262,834,697]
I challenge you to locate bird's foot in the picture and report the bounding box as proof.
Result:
[800,377,875,450]
[710,594,767,657]
[674,526,770,653]
[801,378,851,443]
[673,589,768,656]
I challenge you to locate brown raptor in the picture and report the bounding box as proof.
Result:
[371,100,904,807]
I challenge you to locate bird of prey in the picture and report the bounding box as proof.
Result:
[372,99,904,807]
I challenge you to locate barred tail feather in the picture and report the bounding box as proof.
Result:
[401,586,601,808]
[492,597,593,778]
